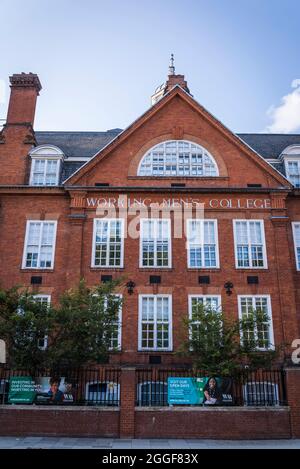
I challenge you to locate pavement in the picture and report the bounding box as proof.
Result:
[0,437,299,449]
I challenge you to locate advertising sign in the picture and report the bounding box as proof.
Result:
[168,376,233,406]
[7,376,76,405]
[8,376,36,404]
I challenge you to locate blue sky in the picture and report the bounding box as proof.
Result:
[0,0,299,133]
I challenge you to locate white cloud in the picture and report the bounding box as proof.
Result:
[265,79,300,133]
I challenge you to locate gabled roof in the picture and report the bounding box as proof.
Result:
[60,85,291,187]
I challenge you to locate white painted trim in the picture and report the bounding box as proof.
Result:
[283,158,300,187]
[22,220,58,270]
[280,144,300,158]
[237,294,275,351]
[188,295,222,344]
[292,222,300,271]
[138,294,173,351]
[65,157,90,162]
[91,218,124,268]
[188,294,222,319]
[139,218,172,269]
[29,144,64,157]
[186,219,220,269]
[109,293,123,351]
[30,158,62,186]
[34,294,51,350]
[233,219,268,269]
[137,139,219,177]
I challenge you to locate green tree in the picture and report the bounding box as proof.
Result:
[178,302,279,376]
[0,287,53,369]
[48,280,123,368]
[0,280,123,370]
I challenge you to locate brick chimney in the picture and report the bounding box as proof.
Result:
[165,73,190,94]
[0,73,42,185]
[165,54,190,94]
[7,73,42,125]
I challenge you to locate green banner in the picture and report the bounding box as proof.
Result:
[8,376,36,404]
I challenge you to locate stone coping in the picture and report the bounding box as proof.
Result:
[0,405,119,411]
[135,406,289,412]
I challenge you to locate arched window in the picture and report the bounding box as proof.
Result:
[281,145,300,187]
[138,140,219,177]
[29,145,64,186]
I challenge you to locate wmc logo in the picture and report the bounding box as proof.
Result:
[291,339,300,364]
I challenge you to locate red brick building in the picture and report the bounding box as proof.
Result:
[0,64,300,371]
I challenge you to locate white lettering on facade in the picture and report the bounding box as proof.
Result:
[86,197,272,209]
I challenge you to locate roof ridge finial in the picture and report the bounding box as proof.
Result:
[168,53,175,75]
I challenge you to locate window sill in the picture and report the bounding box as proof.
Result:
[235,268,269,272]
[137,349,173,353]
[90,267,125,271]
[21,268,55,273]
[128,176,229,181]
[187,268,221,272]
[138,268,173,272]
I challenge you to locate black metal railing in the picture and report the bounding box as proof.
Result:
[135,367,287,407]
[0,366,121,406]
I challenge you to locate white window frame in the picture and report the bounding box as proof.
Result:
[188,295,222,344]
[137,140,219,177]
[188,295,222,320]
[138,294,173,351]
[137,381,168,406]
[22,220,58,270]
[233,219,268,269]
[243,382,279,406]
[30,158,62,186]
[186,219,219,268]
[238,295,275,351]
[139,218,172,268]
[91,218,124,268]
[292,222,300,271]
[34,294,51,350]
[29,145,64,187]
[106,294,122,351]
[284,158,300,188]
[85,381,120,404]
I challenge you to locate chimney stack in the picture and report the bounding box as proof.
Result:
[7,73,42,126]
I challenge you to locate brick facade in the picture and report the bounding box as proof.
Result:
[0,71,300,438]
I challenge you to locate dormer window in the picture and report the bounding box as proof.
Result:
[29,145,64,186]
[281,145,300,188]
[286,160,300,187]
[138,140,219,177]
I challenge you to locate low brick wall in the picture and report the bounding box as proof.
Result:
[0,406,120,437]
[135,407,291,439]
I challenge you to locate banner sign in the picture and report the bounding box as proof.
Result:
[8,376,36,404]
[7,376,75,405]
[167,377,233,406]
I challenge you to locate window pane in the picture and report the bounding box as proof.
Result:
[32,159,59,186]
[294,224,300,269]
[188,220,217,268]
[24,222,56,269]
[138,140,218,177]
[235,221,265,268]
[141,220,170,267]
[94,220,122,267]
[140,296,170,350]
